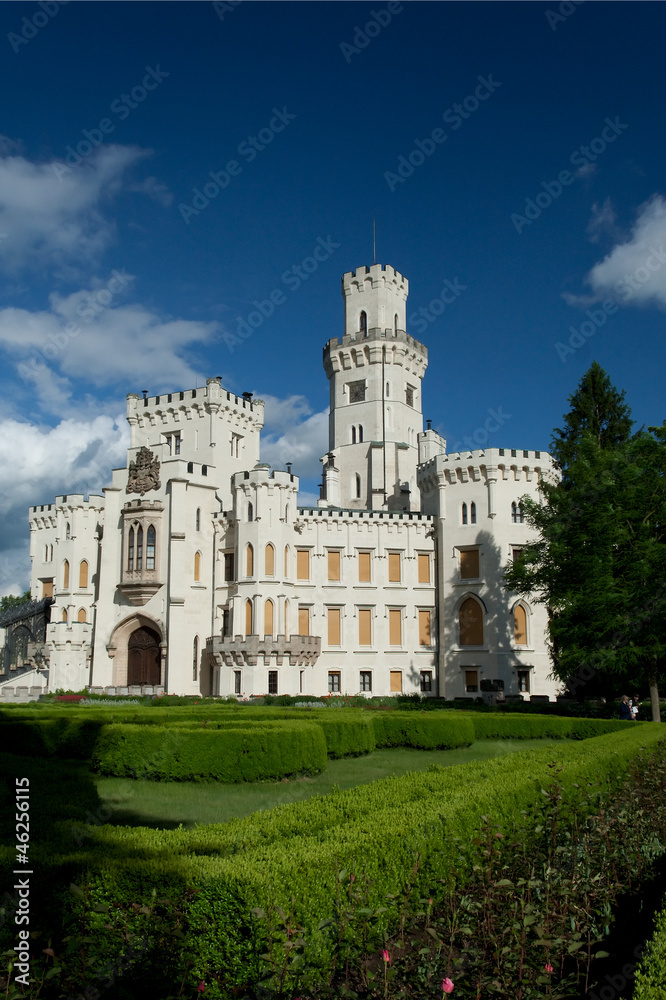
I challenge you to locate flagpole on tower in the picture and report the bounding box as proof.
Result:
[373,218,376,265]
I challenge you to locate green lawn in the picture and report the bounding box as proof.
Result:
[94,738,561,828]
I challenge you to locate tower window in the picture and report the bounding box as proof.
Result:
[128,527,134,571]
[65,522,71,540]
[394,313,398,334]
[195,508,201,531]
[470,502,476,524]
[136,526,143,571]
[358,425,363,442]
[359,310,367,336]
[351,426,356,444]
[247,501,253,522]
[462,503,468,525]
[355,474,362,499]
[146,525,156,570]
[511,502,524,524]
[405,385,414,407]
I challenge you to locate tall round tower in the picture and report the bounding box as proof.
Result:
[321,264,428,511]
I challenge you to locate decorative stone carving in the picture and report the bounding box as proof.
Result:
[126,447,161,495]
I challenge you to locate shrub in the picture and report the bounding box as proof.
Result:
[634,898,666,1000]
[90,720,327,782]
[371,710,475,749]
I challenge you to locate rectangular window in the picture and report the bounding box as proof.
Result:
[268,670,278,695]
[231,434,242,458]
[360,671,372,692]
[234,670,241,695]
[460,549,480,579]
[405,385,414,407]
[224,552,235,581]
[358,551,371,582]
[298,606,310,636]
[328,671,341,693]
[418,609,432,646]
[299,670,304,694]
[174,433,181,455]
[222,608,230,637]
[327,550,341,581]
[327,607,341,646]
[388,551,401,583]
[390,670,402,692]
[358,608,372,646]
[512,547,523,563]
[420,670,432,693]
[389,609,402,646]
[42,579,54,599]
[465,669,479,693]
[417,553,430,584]
[296,549,310,581]
[517,670,530,693]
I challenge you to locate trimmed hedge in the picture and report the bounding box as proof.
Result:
[469,713,630,740]
[68,723,665,996]
[634,898,666,1000]
[0,716,104,758]
[90,720,327,781]
[371,711,475,749]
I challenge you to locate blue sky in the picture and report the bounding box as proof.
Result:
[1,0,665,595]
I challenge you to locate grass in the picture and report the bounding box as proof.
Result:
[94,738,561,828]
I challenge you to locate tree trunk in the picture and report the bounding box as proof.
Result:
[648,671,661,723]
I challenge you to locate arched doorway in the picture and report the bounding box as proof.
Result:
[127,626,161,685]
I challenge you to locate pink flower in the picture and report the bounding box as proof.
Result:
[382,949,391,963]
[197,983,205,994]
[545,963,554,974]
[442,979,454,994]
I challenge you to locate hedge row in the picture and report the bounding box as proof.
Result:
[468,713,629,740]
[90,720,328,782]
[633,898,666,1000]
[66,724,665,995]
[372,711,475,749]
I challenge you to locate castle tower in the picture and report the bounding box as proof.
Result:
[321,264,428,511]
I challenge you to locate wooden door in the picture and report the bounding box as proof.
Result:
[127,626,161,685]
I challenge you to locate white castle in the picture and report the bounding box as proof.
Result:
[14,263,558,700]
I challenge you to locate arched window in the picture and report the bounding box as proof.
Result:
[49,544,53,561]
[284,598,289,634]
[470,502,476,525]
[77,608,87,623]
[193,636,199,681]
[351,426,356,444]
[394,313,398,334]
[245,598,253,636]
[358,425,363,443]
[264,599,274,638]
[284,504,289,523]
[194,551,201,582]
[265,543,275,576]
[79,560,88,589]
[137,526,144,571]
[355,474,362,499]
[247,502,253,522]
[459,597,484,646]
[284,545,289,577]
[462,503,468,525]
[65,522,71,540]
[62,608,68,623]
[128,527,134,571]
[360,310,367,336]
[146,525,155,570]
[246,543,254,577]
[511,501,524,524]
[514,605,527,645]
[195,508,201,531]
[63,559,70,589]
[44,544,48,561]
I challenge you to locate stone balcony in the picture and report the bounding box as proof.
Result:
[206,633,321,668]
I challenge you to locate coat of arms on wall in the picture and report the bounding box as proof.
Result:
[126,447,161,495]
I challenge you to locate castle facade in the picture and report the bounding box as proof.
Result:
[20,263,558,700]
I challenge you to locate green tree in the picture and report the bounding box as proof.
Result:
[0,589,31,614]
[550,360,634,470]
[506,430,666,720]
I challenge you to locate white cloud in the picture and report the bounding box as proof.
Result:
[569,195,666,309]
[0,289,216,414]
[0,139,151,273]
[258,393,329,480]
[587,198,621,244]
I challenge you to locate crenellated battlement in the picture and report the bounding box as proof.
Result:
[30,495,105,516]
[342,263,409,295]
[417,447,556,490]
[232,466,299,491]
[126,379,265,432]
